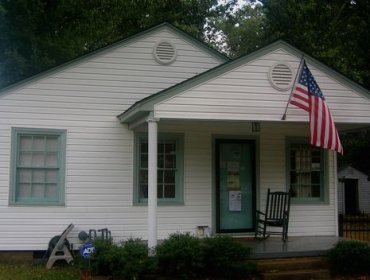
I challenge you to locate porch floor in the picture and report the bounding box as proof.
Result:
[236,236,340,259]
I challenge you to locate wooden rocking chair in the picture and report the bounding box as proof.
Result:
[255,189,291,241]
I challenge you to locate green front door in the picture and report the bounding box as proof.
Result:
[216,139,255,233]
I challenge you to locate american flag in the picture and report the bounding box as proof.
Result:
[290,61,343,154]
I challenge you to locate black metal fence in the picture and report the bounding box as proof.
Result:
[338,214,370,241]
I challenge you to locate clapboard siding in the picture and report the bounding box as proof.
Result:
[259,123,337,236]
[155,49,370,123]
[0,119,338,250]
[159,121,337,237]
[0,26,223,250]
[0,28,366,251]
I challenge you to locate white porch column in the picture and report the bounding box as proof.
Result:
[147,117,158,249]
[333,151,339,236]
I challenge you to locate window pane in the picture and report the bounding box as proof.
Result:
[19,152,32,166]
[33,170,45,183]
[164,185,176,198]
[158,154,164,168]
[46,137,58,151]
[158,143,164,154]
[312,171,320,184]
[45,184,57,198]
[140,185,148,198]
[290,171,297,184]
[46,170,57,183]
[46,152,57,167]
[141,141,148,153]
[19,169,32,183]
[164,170,175,184]
[32,152,45,167]
[20,136,32,150]
[33,136,45,151]
[158,170,164,184]
[32,184,44,197]
[141,154,148,169]
[165,155,176,168]
[140,170,148,185]
[312,185,321,197]
[18,183,31,198]
[165,141,176,154]
[290,151,296,170]
[157,184,164,198]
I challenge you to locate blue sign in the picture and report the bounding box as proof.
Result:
[80,242,96,259]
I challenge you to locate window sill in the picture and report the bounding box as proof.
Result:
[291,198,329,205]
[9,202,66,207]
[134,201,184,206]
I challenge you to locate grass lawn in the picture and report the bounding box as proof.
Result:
[0,263,80,280]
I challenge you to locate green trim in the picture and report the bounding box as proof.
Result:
[9,128,66,206]
[211,135,260,233]
[118,39,370,124]
[214,138,257,233]
[0,22,228,96]
[134,133,184,206]
[286,137,329,204]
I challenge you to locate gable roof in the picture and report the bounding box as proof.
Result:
[338,165,370,179]
[0,22,229,97]
[118,39,370,124]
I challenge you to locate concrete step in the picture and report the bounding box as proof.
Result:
[255,256,331,280]
[256,256,329,272]
[261,269,331,280]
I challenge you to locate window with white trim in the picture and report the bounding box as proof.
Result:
[10,128,66,205]
[135,133,183,204]
[287,138,327,202]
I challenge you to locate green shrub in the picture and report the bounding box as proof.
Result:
[328,240,370,276]
[87,233,255,279]
[114,238,152,280]
[89,238,151,279]
[155,232,203,279]
[155,233,255,279]
[90,238,114,276]
[201,235,255,279]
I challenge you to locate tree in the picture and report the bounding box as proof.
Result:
[0,0,222,88]
[205,1,266,57]
[210,0,370,90]
[261,0,370,90]
[339,129,370,175]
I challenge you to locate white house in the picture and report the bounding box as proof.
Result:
[338,166,370,214]
[1,23,370,252]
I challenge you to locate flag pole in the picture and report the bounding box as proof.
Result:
[281,55,305,120]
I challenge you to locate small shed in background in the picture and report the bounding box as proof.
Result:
[338,166,370,214]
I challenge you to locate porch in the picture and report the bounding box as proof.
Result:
[237,236,340,259]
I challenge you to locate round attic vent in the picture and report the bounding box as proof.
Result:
[268,63,294,91]
[154,40,177,65]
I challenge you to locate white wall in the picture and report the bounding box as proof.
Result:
[155,48,370,124]
[156,121,337,238]
[0,26,223,250]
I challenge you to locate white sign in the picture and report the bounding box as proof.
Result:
[229,191,242,211]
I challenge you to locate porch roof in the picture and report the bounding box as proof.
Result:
[117,40,370,128]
